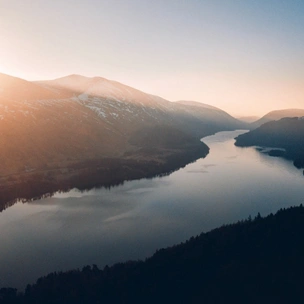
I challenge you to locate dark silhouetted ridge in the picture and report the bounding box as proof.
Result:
[235,117,304,169]
[2,205,304,303]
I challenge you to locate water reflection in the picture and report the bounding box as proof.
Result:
[0,130,304,290]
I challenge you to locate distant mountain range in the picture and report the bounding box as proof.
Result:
[0,73,247,204]
[250,109,304,129]
[235,117,304,169]
[2,72,304,204]
[38,75,246,137]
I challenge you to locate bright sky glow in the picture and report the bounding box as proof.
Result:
[0,0,303,116]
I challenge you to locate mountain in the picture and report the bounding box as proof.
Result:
[235,117,304,169]
[0,74,124,174]
[39,75,247,138]
[251,109,304,129]
[3,205,304,303]
[174,100,247,134]
[0,73,247,204]
[0,73,70,102]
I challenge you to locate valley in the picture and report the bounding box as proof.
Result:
[2,2,304,302]
[1,73,304,301]
[1,130,304,291]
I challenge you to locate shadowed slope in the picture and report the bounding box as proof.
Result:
[251,108,304,129]
[235,117,304,169]
[3,205,304,303]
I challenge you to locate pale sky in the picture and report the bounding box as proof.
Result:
[0,0,303,116]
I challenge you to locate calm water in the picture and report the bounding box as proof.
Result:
[1,130,304,289]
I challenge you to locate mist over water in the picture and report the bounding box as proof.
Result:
[0,130,304,290]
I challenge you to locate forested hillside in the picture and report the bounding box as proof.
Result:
[235,117,304,168]
[2,205,304,303]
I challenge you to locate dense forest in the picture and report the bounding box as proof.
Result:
[235,117,304,169]
[1,205,304,303]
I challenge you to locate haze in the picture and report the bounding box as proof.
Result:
[0,0,303,116]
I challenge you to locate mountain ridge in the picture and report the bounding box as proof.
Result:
[235,117,304,169]
[3,204,304,303]
[0,72,247,205]
[250,108,304,129]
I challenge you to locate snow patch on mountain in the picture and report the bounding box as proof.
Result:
[86,105,107,118]
[78,94,89,101]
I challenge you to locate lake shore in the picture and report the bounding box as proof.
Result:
[0,142,208,211]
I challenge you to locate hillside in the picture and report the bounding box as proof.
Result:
[235,117,304,168]
[174,100,246,135]
[0,73,247,206]
[251,108,304,129]
[2,205,304,303]
[41,75,247,139]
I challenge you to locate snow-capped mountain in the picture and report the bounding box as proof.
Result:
[39,74,246,138]
[0,72,247,203]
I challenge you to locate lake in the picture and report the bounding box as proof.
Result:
[1,130,304,290]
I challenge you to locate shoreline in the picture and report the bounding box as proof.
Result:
[0,142,209,212]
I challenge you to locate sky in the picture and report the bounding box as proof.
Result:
[0,0,303,116]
